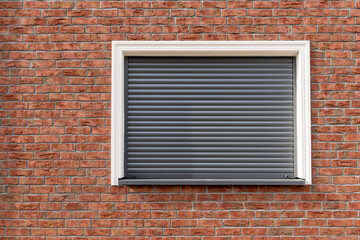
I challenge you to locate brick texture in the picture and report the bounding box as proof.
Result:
[1,0,360,238]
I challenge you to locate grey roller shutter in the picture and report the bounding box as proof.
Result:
[125,57,295,180]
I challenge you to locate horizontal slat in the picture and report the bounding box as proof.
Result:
[129,73,293,79]
[128,157,293,163]
[128,142,293,147]
[129,68,292,73]
[128,106,293,111]
[128,132,293,136]
[128,126,293,132]
[128,89,292,94]
[128,116,293,121]
[129,57,293,63]
[128,163,294,168]
[128,95,293,100]
[128,100,293,106]
[128,168,293,173]
[128,84,292,89]
[128,152,294,157]
[128,63,293,68]
[128,79,293,84]
[128,137,293,142]
[129,111,292,116]
[128,121,293,126]
[129,147,293,152]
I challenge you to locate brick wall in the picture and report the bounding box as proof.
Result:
[1,0,360,238]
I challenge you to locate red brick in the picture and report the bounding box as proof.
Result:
[2,1,360,237]
[189,228,215,236]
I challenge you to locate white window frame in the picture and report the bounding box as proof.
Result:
[111,41,311,185]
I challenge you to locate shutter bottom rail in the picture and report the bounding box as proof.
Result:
[118,178,305,185]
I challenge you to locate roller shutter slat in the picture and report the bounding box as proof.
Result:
[125,57,295,179]
[128,121,293,126]
[128,57,292,63]
[128,147,293,152]
[128,137,293,142]
[129,74,293,79]
[128,100,293,106]
[128,84,293,89]
[128,157,294,163]
[128,111,292,116]
[129,68,292,73]
[128,132,293,136]
[128,163,294,168]
[128,89,292,94]
[128,126,293,131]
[128,152,293,157]
[129,79,293,84]
[128,116,293,121]
[128,168,294,173]
[128,106,293,111]
[128,63,293,68]
[128,142,293,147]
[129,95,293,100]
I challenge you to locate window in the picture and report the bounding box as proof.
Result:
[112,41,311,185]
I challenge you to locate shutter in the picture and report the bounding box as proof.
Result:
[125,57,295,179]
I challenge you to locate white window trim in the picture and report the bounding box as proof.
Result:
[111,41,311,185]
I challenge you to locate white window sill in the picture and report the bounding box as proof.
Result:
[118,178,306,185]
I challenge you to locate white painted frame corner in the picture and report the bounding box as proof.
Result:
[111,41,311,185]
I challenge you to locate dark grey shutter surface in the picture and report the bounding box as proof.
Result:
[125,57,295,179]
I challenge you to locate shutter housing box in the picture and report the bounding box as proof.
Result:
[111,41,311,185]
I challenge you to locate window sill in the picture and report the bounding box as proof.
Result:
[118,178,305,186]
